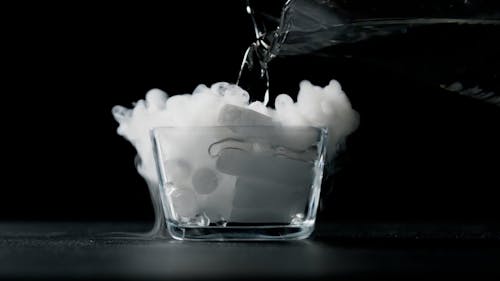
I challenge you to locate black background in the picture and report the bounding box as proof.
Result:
[1,1,499,224]
[2,1,256,221]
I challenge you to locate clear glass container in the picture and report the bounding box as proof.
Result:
[152,126,328,240]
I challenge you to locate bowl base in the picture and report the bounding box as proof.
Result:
[167,222,315,241]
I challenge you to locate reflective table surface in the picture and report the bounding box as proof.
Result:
[1,222,499,280]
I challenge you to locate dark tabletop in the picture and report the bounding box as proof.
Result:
[1,222,499,280]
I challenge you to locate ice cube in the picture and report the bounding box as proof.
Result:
[208,139,253,157]
[208,137,316,162]
[191,167,219,195]
[232,177,309,209]
[220,112,320,153]
[218,105,320,153]
[200,204,228,226]
[273,126,320,152]
[230,177,309,223]
[243,126,319,152]
[216,148,314,187]
[218,104,273,126]
[168,187,198,219]
[196,172,236,224]
[163,159,192,184]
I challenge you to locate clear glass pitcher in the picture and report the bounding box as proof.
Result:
[239,0,500,106]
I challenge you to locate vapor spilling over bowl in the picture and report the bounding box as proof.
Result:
[152,125,328,241]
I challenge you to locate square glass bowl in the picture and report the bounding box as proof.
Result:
[152,126,327,241]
